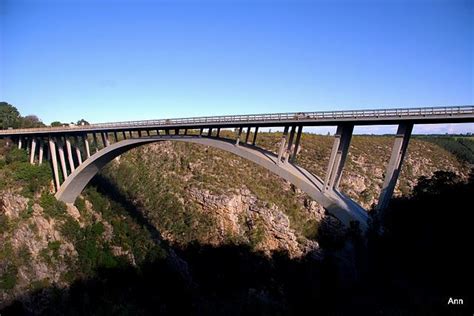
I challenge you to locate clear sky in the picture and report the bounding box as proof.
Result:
[0,0,472,134]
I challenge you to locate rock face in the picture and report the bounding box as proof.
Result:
[187,186,320,258]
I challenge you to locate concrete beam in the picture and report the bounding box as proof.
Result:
[277,126,290,164]
[101,132,110,147]
[75,137,83,165]
[30,138,37,164]
[285,125,296,163]
[245,127,251,144]
[84,136,91,158]
[38,141,44,165]
[236,127,243,145]
[252,127,259,145]
[324,124,354,191]
[93,133,99,152]
[49,139,60,191]
[377,122,413,212]
[65,138,76,172]
[57,139,69,179]
[291,126,303,163]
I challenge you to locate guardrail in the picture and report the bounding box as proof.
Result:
[1,105,473,135]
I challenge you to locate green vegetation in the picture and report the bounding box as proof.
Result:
[39,193,67,219]
[0,102,45,129]
[419,136,474,164]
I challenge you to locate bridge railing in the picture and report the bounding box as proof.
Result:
[1,105,473,135]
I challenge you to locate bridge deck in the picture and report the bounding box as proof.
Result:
[0,105,473,137]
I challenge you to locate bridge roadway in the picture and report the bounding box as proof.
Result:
[1,105,473,232]
[0,105,473,137]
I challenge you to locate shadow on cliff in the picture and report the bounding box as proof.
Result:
[2,171,473,315]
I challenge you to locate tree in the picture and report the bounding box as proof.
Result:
[21,115,44,128]
[77,119,90,126]
[0,102,21,129]
[51,121,63,127]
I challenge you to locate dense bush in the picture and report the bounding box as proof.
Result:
[39,193,67,219]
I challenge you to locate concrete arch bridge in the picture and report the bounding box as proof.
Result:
[1,105,473,231]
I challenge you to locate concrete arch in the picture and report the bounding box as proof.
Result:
[55,135,368,229]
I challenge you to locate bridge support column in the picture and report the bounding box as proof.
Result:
[146,130,151,136]
[216,128,220,138]
[285,125,296,163]
[101,133,110,147]
[324,124,354,191]
[377,122,413,212]
[122,131,127,140]
[245,127,251,143]
[57,139,69,179]
[113,132,118,142]
[138,130,142,138]
[252,127,259,145]
[129,131,133,138]
[277,126,289,164]
[65,138,76,172]
[38,141,44,165]
[75,137,83,165]
[18,137,22,149]
[199,128,203,136]
[208,128,212,137]
[291,126,303,163]
[29,138,37,164]
[235,127,243,145]
[48,139,60,191]
[184,129,188,135]
[84,136,91,158]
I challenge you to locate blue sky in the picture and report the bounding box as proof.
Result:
[0,0,472,134]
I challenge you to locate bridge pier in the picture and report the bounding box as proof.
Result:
[324,124,354,191]
[285,125,296,163]
[377,122,413,212]
[75,136,83,164]
[236,127,243,145]
[252,127,259,145]
[38,141,44,165]
[49,138,60,191]
[291,126,303,162]
[84,136,91,158]
[18,137,22,149]
[216,128,220,138]
[245,127,251,143]
[29,138,37,164]
[65,138,76,172]
[57,139,69,179]
[277,126,289,164]
[101,133,110,147]
[93,133,99,153]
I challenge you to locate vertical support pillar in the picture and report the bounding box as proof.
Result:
[216,128,220,138]
[184,129,188,135]
[129,131,133,138]
[324,124,354,191]
[235,127,243,145]
[49,139,60,191]
[165,129,170,135]
[146,130,151,136]
[65,138,75,172]
[101,132,110,147]
[38,141,44,165]
[113,132,118,142]
[84,135,91,158]
[377,123,413,211]
[30,138,37,164]
[208,128,212,137]
[92,133,99,153]
[277,126,290,163]
[175,128,179,135]
[252,127,259,145]
[285,125,297,163]
[245,127,251,144]
[156,129,160,136]
[57,139,69,179]
[138,130,142,137]
[75,136,83,165]
[18,137,22,149]
[122,131,127,140]
[291,126,303,163]
[199,128,203,136]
